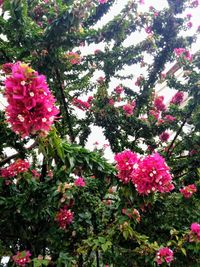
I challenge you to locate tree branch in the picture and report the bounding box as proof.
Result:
[0,141,37,167]
[54,68,75,143]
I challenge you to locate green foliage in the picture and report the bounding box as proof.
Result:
[0,0,200,266]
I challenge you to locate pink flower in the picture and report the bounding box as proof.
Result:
[145,26,152,34]
[97,76,105,84]
[0,0,3,6]
[159,132,170,142]
[4,62,59,137]
[72,98,90,111]
[180,184,197,198]
[163,115,176,122]
[115,150,139,184]
[108,98,115,106]
[123,101,136,116]
[87,96,93,104]
[155,247,174,265]
[2,62,14,74]
[139,0,145,4]
[154,96,166,111]
[74,177,86,187]
[174,48,192,62]
[190,223,200,241]
[31,169,40,178]
[187,21,193,28]
[191,0,199,7]
[99,0,108,4]
[186,13,192,19]
[55,206,74,229]
[114,85,124,94]
[170,91,184,105]
[65,52,81,65]
[13,251,31,267]
[135,76,144,86]
[132,153,174,195]
[1,159,30,178]
[149,109,160,120]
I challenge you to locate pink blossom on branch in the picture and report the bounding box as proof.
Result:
[190,222,200,241]
[154,96,166,111]
[155,247,174,265]
[132,153,174,195]
[13,250,31,267]
[99,0,108,4]
[72,98,90,111]
[115,150,139,184]
[174,48,192,62]
[4,62,59,138]
[74,177,86,187]
[170,91,184,105]
[1,159,30,178]
[180,184,197,198]
[159,132,170,142]
[123,101,136,116]
[55,206,74,229]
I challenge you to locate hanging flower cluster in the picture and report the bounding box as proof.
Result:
[170,91,184,105]
[4,62,59,137]
[55,206,74,229]
[190,223,200,242]
[114,150,139,184]
[1,159,30,178]
[180,184,197,198]
[13,250,31,267]
[155,247,174,265]
[115,151,174,195]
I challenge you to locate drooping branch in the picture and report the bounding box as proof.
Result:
[0,140,37,167]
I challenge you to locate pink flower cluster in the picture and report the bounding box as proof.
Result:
[132,153,174,195]
[155,247,174,265]
[114,85,124,95]
[123,101,136,116]
[72,98,90,111]
[55,206,74,229]
[4,62,59,137]
[1,159,30,178]
[74,177,86,187]
[115,151,174,195]
[180,184,197,198]
[154,96,166,111]
[190,223,200,241]
[174,48,192,62]
[114,150,139,184]
[163,115,176,122]
[65,52,81,65]
[99,0,108,4]
[159,132,170,142]
[13,251,31,267]
[170,91,184,105]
